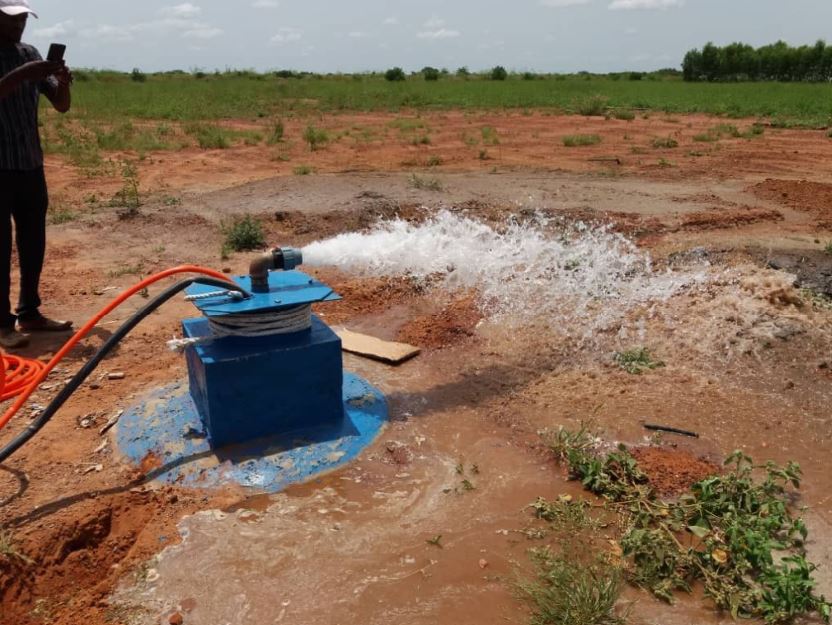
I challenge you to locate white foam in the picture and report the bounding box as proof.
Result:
[303,211,708,340]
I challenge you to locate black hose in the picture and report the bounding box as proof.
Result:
[0,277,247,464]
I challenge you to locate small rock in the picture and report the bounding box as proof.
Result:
[108,372,126,380]
[89,382,101,390]
[478,559,489,569]
[784,380,795,390]
[168,611,184,625]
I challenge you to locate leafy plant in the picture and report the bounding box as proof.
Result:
[267,119,285,145]
[563,134,602,147]
[613,347,664,374]
[109,159,141,216]
[303,125,329,151]
[221,215,266,254]
[0,530,34,565]
[546,428,832,624]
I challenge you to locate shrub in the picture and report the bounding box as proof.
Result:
[222,215,266,254]
[613,110,635,121]
[577,95,608,116]
[303,125,329,151]
[652,136,679,149]
[267,120,285,145]
[629,71,644,81]
[522,72,538,81]
[293,165,314,175]
[563,134,602,147]
[185,123,231,149]
[456,66,470,78]
[130,68,146,83]
[422,66,440,81]
[385,67,406,82]
[490,66,508,81]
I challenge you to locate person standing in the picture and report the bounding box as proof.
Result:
[0,0,73,349]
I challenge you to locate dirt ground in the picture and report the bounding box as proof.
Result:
[1,110,831,625]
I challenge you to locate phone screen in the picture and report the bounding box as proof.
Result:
[47,43,66,62]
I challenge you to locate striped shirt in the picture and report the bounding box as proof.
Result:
[0,43,58,171]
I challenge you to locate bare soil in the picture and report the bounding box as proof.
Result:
[1,111,831,625]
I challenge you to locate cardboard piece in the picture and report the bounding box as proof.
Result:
[336,328,420,365]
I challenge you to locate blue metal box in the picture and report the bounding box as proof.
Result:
[182,315,344,448]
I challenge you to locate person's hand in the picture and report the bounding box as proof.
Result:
[16,60,64,82]
[54,65,73,87]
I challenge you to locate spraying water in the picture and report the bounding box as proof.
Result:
[303,211,707,339]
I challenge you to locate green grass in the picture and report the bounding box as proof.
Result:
[652,136,679,149]
[408,173,443,191]
[563,134,602,147]
[613,347,665,374]
[44,71,832,126]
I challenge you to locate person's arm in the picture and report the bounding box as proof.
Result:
[42,66,71,113]
[0,60,62,101]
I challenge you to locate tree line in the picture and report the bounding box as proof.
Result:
[683,40,832,82]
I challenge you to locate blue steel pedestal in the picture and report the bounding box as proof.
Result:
[114,373,387,492]
[113,269,388,493]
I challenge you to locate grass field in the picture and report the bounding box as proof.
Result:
[58,71,832,125]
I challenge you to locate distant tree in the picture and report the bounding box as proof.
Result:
[490,65,508,81]
[456,66,470,78]
[422,66,440,81]
[385,67,406,82]
[130,68,147,83]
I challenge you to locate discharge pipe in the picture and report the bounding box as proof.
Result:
[249,247,303,293]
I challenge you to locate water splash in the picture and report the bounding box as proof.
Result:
[303,210,707,338]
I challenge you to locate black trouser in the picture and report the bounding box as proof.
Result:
[0,167,48,329]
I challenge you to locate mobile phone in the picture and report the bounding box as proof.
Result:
[47,43,66,62]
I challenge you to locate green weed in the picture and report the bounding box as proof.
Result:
[613,347,664,374]
[108,263,144,278]
[303,125,329,151]
[563,134,602,147]
[577,95,608,116]
[547,428,832,624]
[184,123,231,149]
[613,109,635,121]
[0,530,33,565]
[825,241,832,255]
[109,160,141,216]
[426,155,443,167]
[518,547,624,625]
[267,119,285,145]
[652,136,679,149]
[293,165,314,175]
[481,126,500,145]
[221,215,266,254]
[408,173,443,191]
[48,205,78,225]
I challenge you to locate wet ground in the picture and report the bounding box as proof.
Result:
[1,111,831,625]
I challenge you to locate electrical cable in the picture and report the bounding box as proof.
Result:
[0,267,246,464]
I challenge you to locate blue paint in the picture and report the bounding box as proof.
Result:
[185,271,340,317]
[183,315,344,448]
[114,373,388,493]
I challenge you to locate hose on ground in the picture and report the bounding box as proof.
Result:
[0,266,246,464]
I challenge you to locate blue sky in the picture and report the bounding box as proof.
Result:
[23,0,832,73]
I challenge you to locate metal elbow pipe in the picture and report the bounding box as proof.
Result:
[249,247,303,293]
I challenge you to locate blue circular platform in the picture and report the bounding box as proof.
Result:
[114,373,388,493]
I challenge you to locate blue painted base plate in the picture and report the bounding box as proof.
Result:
[114,373,388,493]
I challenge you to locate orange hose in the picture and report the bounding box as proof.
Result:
[0,265,230,431]
[0,354,47,402]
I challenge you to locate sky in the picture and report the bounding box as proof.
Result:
[22,0,832,74]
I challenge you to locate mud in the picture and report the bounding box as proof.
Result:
[1,111,831,625]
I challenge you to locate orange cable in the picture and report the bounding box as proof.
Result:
[0,265,229,431]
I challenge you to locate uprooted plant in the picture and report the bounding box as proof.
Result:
[525,424,832,624]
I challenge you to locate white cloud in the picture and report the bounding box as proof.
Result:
[183,26,223,39]
[270,27,302,44]
[348,31,367,38]
[252,0,279,7]
[424,16,446,29]
[609,0,683,9]
[81,24,135,43]
[417,28,460,39]
[33,20,74,38]
[159,3,202,18]
[382,16,398,25]
[540,0,592,6]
